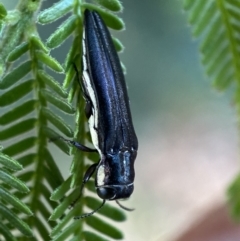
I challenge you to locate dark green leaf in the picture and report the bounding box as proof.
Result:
[94,0,123,12]
[0,169,29,192]
[205,46,229,76]
[7,42,29,62]
[38,0,73,24]
[226,0,240,8]
[69,237,83,241]
[0,153,22,170]
[201,33,226,65]
[44,148,64,185]
[0,61,32,89]
[63,64,76,89]
[192,2,217,37]
[36,199,51,220]
[46,15,77,49]
[67,80,78,103]
[0,204,32,236]
[31,36,49,53]
[228,8,240,22]
[0,3,7,19]
[42,107,73,137]
[112,37,124,52]
[69,149,85,187]
[0,222,17,241]
[0,100,36,125]
[38,199,56,228]
[50,188,80,221]
[86,215,123,239]
[43,126,71,155]
[43,167,63,196]
[83,231,109,241]
[0,186,32,215]
[188,1,206,25]
[34,215,50,240]
[228,173,240,194]
[213,72,234,91]
[0,21,2,33]
[39,183,57,209]
[38,70,68,98]
[36,51,64,72]
[214,59,233,80]
[51,220,80,240]
[3,137,36,156]
[85,196,126,221]
[0,118,36,141]
[0,79,34,107]
[83,3,125,30]
[51,176,71,201]
[40,89,75,114]
[16,170,34,183]
[85,180,96,193]
[200,19,223,54]
[17,153,35,167]
[228,173,240,220]
[64,36,80,71]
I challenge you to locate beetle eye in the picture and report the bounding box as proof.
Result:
[97,187,116,200]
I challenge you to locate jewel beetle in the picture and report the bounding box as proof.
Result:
[59,9,138,219]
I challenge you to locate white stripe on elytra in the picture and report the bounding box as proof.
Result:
[82,27,106,186]
[82,30,86,55]
[82,28,102,159]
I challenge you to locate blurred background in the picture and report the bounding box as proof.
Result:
[2,0,240,240]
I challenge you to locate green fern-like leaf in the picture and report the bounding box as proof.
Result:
[0,1,67,240]
[183,0,240,220]
[0,152,32,239]
[183,0,240,91]
[1,0,128,240]
[228,173,240,221]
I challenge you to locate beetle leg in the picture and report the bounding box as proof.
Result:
[83,163,98,183]
[70,163,98,208]
[50,136,97,152]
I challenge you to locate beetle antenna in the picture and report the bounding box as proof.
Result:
[116,200,134,211]
[74,199,106,219]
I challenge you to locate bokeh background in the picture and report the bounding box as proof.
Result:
[2,0,240,240]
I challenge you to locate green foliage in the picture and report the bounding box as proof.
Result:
[46,15,77,49]
[183,0,239,90]
[228,174,240,221]
[183,0,240,220]
[94,0,123,12]
[0,0,126,240]
[0,152,32,239]
[82,3,125,30]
